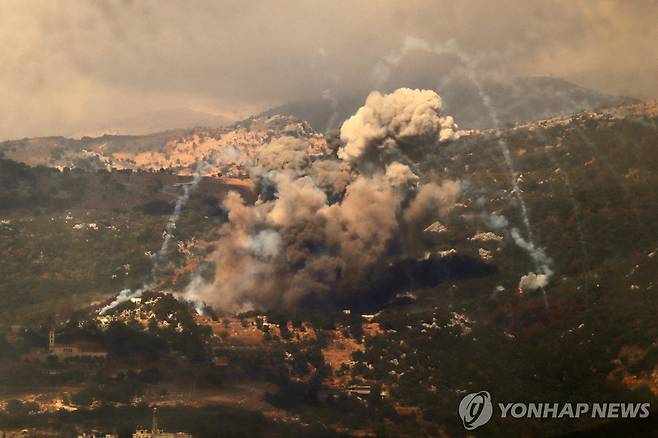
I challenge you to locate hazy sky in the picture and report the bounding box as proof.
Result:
[1,0,656,140]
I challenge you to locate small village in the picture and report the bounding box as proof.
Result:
[0,291,448,436]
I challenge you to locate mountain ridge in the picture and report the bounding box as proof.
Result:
[261,76,638,132]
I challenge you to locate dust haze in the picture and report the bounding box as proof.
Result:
[1,0,657,139]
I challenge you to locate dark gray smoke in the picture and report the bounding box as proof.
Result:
[190,88,460,312]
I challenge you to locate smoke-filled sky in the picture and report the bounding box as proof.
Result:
[1,0,657,140]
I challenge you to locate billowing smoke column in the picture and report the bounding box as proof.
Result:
[338,88,460,164]
[193,88,461,312]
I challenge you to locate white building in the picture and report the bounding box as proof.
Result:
[48,330,108,360]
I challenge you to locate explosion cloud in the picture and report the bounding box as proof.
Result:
[518,272,549,293]
[338,88,460,164]
[255,136,310,175]
[194,88,462,312]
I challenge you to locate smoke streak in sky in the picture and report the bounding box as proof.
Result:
[376,37,554,305]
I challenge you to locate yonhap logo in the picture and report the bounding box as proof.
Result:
[459,391,493,430]
[458,390,650,430]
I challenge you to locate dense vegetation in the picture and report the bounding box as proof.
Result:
[0,109,657,436]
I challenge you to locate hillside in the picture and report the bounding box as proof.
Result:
[0,159,253,214]
[0,161,256,322]
[0,100,657,436]
[0,115,329,178]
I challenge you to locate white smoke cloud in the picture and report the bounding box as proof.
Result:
[98,288,140,315]
[470,210,554,299]
[486,213,509,230]
[338,88,460,163]
[510,227,554,308]
[518,272,549,293]
[510,227,553,279]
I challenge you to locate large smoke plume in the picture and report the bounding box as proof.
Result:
[193,88,461,312]
[338,88,460,164]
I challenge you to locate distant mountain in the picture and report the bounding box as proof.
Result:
[438,76,639,128]
[261,77,638,132]
[75,108,231,137]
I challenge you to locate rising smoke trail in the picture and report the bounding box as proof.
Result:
[376,36,553,306]
[99,161,209,314]
[322,88,340,134]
